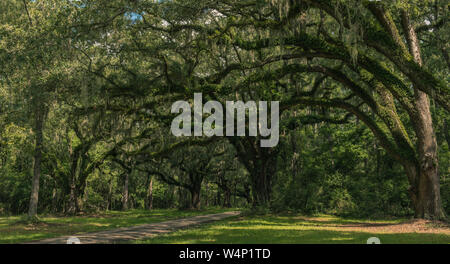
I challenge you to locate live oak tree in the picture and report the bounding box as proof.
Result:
[202,0,448,219]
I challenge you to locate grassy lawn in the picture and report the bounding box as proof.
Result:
[133,214,450,244]
[2,210,448,244]
[0,208,236,244]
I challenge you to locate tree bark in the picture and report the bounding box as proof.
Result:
[67,152,82,215]
[401,10,445,219]
[230,137,276,208]
[67,180,78,215]
[191,190,200,209]
[251,160,273,207]
[190,184,201,210]
[28,103,44,218]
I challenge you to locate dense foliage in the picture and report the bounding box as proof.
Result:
[0,0,448,219]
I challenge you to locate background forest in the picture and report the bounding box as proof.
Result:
[0,0,448,221]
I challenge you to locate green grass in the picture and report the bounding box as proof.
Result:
[0,208,236,244]
[2,210,448,244]
[133,214,450,244]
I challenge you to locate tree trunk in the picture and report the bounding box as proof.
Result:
[28,104,44,218]
[232,137,277,208]
[405,162,444,219]
[205,183,209,207]
[67,169,85,215]
[122,173,129,211]
[67,148,81,215]
[190,186,201,210]
[216,185,221,206]
[251,161,272,207]
[106,177,113,210]
[223,187,232,208]
[51,186,58,213]
[244,185,252,205]
[411,101,443,219]
[67,180,78,215]
[146,175,153,210]
[178,187,189,209]
[401,11,445,219]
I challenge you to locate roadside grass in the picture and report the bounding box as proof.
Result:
[133,214,450,244]
[0,207,237,244]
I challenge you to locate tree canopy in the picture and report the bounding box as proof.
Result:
[0,0,448,220]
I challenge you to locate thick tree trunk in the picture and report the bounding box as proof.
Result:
[405,162,444,219]
[251,161,272,207]
[28,105,44,218]
[122,173,129,211]
[230,137,275,208]
[401,11,445,219]
[67,170,86,214]
[412,100,443,219]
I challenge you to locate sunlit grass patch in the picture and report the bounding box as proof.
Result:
[134,214,450,244]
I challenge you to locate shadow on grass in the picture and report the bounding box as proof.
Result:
[135,215,450,244]
[138,226,450,244]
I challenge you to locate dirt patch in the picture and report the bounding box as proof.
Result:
[297,216,450,234]
[352,219,449,235]
[367,222,446,234]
